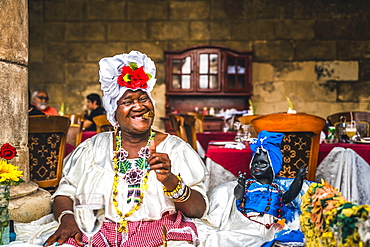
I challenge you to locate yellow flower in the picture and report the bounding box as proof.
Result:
[0,159,23,184]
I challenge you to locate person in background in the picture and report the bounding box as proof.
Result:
[28,89,45,116]
[31,90,59,115]
[82,93,106,131]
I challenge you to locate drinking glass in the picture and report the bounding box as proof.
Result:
[240,125,251,143]
[234,122,242,142]
[345,121,357,143]
[74,193,105,247]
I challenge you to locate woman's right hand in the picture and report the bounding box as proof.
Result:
[44,214,84,246]
[44,196,85,246]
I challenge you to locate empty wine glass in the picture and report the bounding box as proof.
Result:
[240,125,251,143]
[234,122,242,142]
[74,193,105,247]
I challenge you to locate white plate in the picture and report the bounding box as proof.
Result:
[209,141,238,146]
[354,137,370,144]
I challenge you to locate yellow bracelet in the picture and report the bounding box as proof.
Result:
[163,174,185,199]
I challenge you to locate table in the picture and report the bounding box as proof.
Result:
[197,132,236,151]
[205,141,370,191]
[318,142,370,165]
[206,144,252,178]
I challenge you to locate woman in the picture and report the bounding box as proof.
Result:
[44,51,208,246]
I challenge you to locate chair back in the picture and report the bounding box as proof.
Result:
[168,113,187,142]
[183,112,205,133]
[65,114,84,147]
[327,111,370,137]
[251,113,326,181]
[28,115,71,192]
[182,114,198,151]
[93,114,113,133]
[237,115,260,125]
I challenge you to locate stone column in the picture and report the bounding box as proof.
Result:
[0,0,51,223]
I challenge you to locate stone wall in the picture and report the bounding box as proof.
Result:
[28,0,370,130]
[0,0,29,181]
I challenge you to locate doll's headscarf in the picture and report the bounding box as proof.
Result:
[249,130,284,179]
[99,50,156,126]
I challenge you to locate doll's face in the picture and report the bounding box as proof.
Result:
[250,150,274,183]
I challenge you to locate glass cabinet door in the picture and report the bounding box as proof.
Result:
[224,53,250,92]
[197,52,221,92]
[168,54,194,92]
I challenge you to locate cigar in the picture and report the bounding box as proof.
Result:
[142,110,155,119]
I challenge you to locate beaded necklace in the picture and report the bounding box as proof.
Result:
[112,129,156,233]
[237,180,284,229]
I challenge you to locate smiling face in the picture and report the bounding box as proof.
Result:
[115,89,154,135]
[250,150,274,183]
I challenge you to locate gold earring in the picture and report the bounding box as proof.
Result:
[114,122,119,135]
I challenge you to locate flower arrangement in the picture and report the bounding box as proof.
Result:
[117,62,152,89]
[300,179,370,247]
[0,143,24,186]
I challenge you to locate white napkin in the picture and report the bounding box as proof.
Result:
[224,142,245,150]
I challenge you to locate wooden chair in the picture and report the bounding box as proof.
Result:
[168,114,198,152]
[65,114,84,147]
[93,114,113,133]
[327,111,370,137]
[168,113,187,142]
[182,114,198,152]
[28,115,71,193]
[183,112,205,133]
[251,113,326,181]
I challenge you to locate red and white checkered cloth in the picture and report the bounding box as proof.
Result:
[65,211,198,247]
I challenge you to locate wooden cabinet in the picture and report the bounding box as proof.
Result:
[162,45,253,132]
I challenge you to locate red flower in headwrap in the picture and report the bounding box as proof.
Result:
[117,62,151,89]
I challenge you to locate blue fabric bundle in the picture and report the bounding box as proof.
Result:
[249,130,284,178]
[262,229,305,247]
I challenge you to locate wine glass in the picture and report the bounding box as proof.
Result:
[240,125,251,143]
[345,121,357,143]
[74,193,105,247]
[234,122,242,142]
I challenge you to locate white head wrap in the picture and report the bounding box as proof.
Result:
[99,50,156,126]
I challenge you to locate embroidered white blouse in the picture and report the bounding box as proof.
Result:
[52,131,209,222]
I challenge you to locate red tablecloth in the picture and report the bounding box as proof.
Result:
[206,143,253,179]
[64,131,97,158]
[318,143,370,164]
[65,143,75,157]
[82,131,97,141]
[197,132,236,151]
[206,142,370,178]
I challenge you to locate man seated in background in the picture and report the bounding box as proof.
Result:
[31,90,59,115]
[28,89,45,116]
[83,93,106,131]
